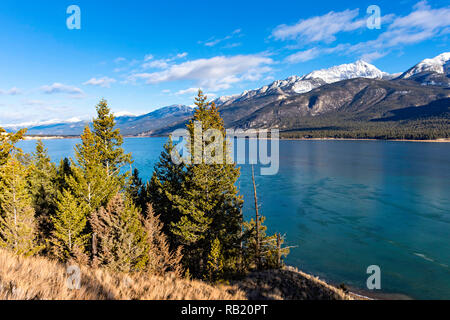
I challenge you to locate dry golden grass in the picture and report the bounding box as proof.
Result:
[0,249,244,300]
[0,249,359,300]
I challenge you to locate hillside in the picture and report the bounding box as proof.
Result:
[0,249,354,300]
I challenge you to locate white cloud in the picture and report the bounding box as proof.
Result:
[222,42,242,49]
[285,48,321,63]
[205,39,221,47]
[83,77,117,88]
[142,59,169,70]
[114,57,126,63]
[0,87,22,95]
[144,54,154,61]
[129,54,273,91]
[141,52,188,70]
[175,52,188,59]
[176,87,200,95]
[360,51,388,62]
[272,9,365,43]
[334,2,450,59]
[278,2,449,63]
[40,83,84,96]
[200,29,243,47]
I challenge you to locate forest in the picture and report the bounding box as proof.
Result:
[0,90,289,284]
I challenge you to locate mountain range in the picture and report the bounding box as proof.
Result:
[4,52,449,139]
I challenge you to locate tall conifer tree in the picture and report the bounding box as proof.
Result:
[51,189,89,262]
[28,140,57,240]
[0,157,41,256]
[148,137,185,236]
[92,99,132,179]
[90,194,148,272]
[167,90,243,277]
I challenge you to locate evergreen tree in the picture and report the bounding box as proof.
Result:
[242,216,290,270]
[92,99,132,179]
[67,126,120,215]
[28,140,57,241]
[90,194,148,272]
[206,238,224,283]
[169,90,243,277]
[0,156,41,256]
[144,204,183,276]
[128,168,145,212]
[0,128,25,166]
[51,189,89,262]
[55,157,72,192]
[149,136,186,236]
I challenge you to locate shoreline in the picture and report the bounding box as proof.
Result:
[24,135,450,143]
[280,137,450,143]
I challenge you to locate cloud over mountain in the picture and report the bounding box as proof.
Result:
[128,54,274,91]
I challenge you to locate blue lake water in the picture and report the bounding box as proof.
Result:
[17,138,450,299]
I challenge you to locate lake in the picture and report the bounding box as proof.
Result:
[17,138,450,299]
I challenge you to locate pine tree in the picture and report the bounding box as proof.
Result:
[242,168,290,271]
[67,126,120,214]
[169,90,243,277]
[206,238,224,283]
[242,216,290,270]
[144,204,183,276]
[55,157,72,192]
[51,189,89,262]
[90,194,148,272]
[128,168,145,211]
[0,128,26,166]
[92,99,132,179]
[28,140,57,241]
[61,101,132,262]
[148,136,185,231]
[0,156,41,256]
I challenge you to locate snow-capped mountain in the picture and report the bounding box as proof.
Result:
[400,52,450,79]
[214,60,386,106]
[300,60,386,83]
[214,76,326,107]
[10,104,193,136]
[2,117,84,132]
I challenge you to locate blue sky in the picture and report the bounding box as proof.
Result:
[0,0,448,126]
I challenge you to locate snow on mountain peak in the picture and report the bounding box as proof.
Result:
[300,60,385,83]
[213,60,387,106]
[114,111,137,117]
[400,52,450,79]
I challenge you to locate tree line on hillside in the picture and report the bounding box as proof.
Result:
[0,91,289,283]
[280,117,450,140]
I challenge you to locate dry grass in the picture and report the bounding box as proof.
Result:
[0,249,359,300]
[0,249,244,300]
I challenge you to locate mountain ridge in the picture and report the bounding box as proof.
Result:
[4,52,449,139]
